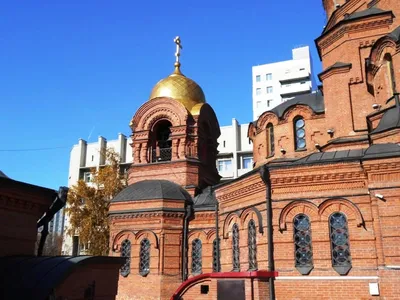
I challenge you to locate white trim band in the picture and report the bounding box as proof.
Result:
[276,276,379,280]
[385,265,400,269]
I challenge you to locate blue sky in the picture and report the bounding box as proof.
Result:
[0,1,326,189]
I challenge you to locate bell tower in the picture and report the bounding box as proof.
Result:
[128,36,221,195]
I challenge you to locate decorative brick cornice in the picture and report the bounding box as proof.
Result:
[109,211,184,220]
[217,180,264,202]
[317,16,393,56]
[193,212,215,219]
[0,195,44,214]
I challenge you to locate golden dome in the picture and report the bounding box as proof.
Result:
[149,63,206,112]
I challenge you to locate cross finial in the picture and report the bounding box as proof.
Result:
[174,36,182,64]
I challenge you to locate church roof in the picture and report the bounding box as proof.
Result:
[344,7,388,21]
[318,62,352,80]
[371,104,400,134]
[270,91,324,119]
[388,26,400,42]
[112,179,193,203]
[0,256,124,300]
[193,186,217,211]
[293,143,400,166]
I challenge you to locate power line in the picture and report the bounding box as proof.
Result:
[0,146,70,152]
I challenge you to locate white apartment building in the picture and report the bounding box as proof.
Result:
[252,46,316,120]
[216,118,253,181]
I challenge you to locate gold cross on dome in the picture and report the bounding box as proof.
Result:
[174,36,182,63]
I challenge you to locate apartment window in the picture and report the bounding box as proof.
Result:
[267,100,272,107]
[329,212,352,275]
[294,214,313,275]
[256,88,262,96]
[217,159,232,172]
[266,86,273,94]
[83,172,92,183]
[300,81,306,84]
[256,101,262,108]
[242,157,253,169]
[266,73,272,81]
[294,117,306,150]
[300,68,305,71]
[255,75,261,82]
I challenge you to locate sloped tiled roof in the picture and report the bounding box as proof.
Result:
[112,179,193,203]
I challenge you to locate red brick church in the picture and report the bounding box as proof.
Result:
[109,0,400,299]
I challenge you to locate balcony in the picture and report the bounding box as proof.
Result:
[280,83,311,97]
[151,148,172,163]
[279,69,310,83]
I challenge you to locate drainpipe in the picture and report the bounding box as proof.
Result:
[37,187,69,256]
[213,186,221,272]
[259,166,276,300]
[181,203,193,281]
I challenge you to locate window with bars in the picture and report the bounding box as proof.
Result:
[266,123,275,157]
[248,220,257,271]
[294,117,306,150]
[212,239,219,272]
[293,214,313,275]
[232,223,240,271]
[329,212,352,275]
[139,238,151,276]
[120,239,131,277]
[191,239,202,275]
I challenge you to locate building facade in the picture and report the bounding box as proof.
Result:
[252,46,316,120]
[107,0,400,299]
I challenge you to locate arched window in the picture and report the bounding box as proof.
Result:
[294,117,306,150]
[212,238,219,272]
[384,53,396,94]
[329,212,352,275]
[266,123,275,157]
[139,238,151,276]
[248,219,258,270]
[120,239,131,277]
[293,214,313,275]
[151,120,172,162]
[191,238,202,274]
[232,223,240,271]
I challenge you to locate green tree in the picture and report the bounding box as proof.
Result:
[66,149,127,255]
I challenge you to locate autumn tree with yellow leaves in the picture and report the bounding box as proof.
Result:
[66,149,128,255]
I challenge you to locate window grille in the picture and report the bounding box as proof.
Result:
[329,212,352,275]
[232,223,240,271]
[267,123,275,156]
[120,239,131,277]
[294,214,313,274]
[212,239,219,272]
[139,238,150,276]
[191,239,202,275]
[248,220,257,271]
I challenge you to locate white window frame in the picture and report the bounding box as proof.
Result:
[242,157,253,169]
[217,159,233,172]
